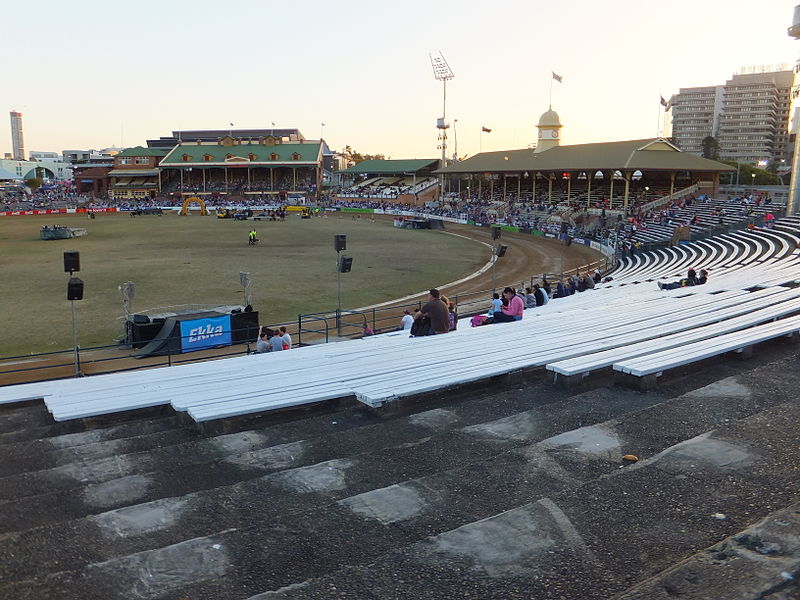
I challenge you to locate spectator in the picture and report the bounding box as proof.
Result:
[658,268,698,290]
[255,326,270,353]
[268,329,285,351]
[447,300,458,331]
[524,287,537,308]
[490,292,503,315]
[279,326,292,350]
[399,309,414,331]
[492,287,524,323]
[533,284,545,307]
[697,269,709,285]
[414,288,451,335]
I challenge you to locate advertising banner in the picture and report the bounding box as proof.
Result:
[179,315,232,353]
[0,209,68,216]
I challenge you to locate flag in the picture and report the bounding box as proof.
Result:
[230,122,234,126]
[552,72,563,83]
[482,126,492,133]
[660,96,668,107]
[321,122,326,126]
[271,122,276,126]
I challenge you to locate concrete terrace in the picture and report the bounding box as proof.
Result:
[1,220,800,598]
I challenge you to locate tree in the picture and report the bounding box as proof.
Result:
[701,136,720,160]
[25,177,43,190]
[341,145,385,165]
[717,161,780,186]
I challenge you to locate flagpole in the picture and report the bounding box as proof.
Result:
[549,75,553,109]
[655,102,661,138]
[480,127,482,153]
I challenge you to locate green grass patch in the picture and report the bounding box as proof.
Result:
[0,212,486,355]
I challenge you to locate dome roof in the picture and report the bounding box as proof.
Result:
[538,109,562,128]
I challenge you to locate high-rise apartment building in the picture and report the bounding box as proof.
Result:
[10,111,24,161]
[671,67,796,165]
[670,86,723,155]
[717,69,794,165]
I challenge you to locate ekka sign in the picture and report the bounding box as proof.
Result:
[179,315,232,352]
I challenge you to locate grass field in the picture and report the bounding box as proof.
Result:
[0,212,488,355]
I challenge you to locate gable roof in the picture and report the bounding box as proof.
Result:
[159,142,323,167]
[340,159,439,174]
[436,139,734,174]
[117,146,169,157]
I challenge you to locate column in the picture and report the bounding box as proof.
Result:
[548,174,553,204]
[623,170,631,213]
[609,171,614,209]
[669,172,675,202]
[586,172,591,209]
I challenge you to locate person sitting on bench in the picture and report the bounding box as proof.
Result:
[492,287,524,322]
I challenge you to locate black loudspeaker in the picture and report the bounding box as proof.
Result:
[334,234,347,252]
[132,314,150,324]
[339,256,353,272]
[67,277,84,300]
[491,226,501,240]
[64,251,80,273]
[495,244,508,258]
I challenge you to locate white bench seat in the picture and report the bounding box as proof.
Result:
[613,314,800,378]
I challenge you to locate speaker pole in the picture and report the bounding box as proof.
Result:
[337,249,342,337]
[70,299,81,377]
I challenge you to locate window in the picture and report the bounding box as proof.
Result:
[120,157,132,165]
[204,154,213,161]
[182,154,193,162]
[270,153,279,160]
[248,153,257,161]
[292,153,301,160]
[135,157,149,165]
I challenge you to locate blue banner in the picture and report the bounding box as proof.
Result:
[179,315,232,352]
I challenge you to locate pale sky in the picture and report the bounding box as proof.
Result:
[3,0,800,160]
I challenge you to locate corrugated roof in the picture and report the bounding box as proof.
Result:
[160,142,322,166]
[117,146,169,157]
[340,159,439,174]
[108,169,159,177]
[436,139,734,174]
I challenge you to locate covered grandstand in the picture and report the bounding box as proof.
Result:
[337,158,440,204]
[158,136,323,199]
[436,138,734,212]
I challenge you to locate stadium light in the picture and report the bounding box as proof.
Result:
[430,51,454,191]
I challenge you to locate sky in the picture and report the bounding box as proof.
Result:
[3,0,800,160]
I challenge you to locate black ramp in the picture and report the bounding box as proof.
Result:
[132,318,181,358]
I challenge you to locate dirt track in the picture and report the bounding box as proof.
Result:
[0,220,608,385]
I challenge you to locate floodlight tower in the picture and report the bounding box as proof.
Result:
[430,52,454,191]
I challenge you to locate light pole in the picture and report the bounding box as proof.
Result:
[430,51,454,193]
[751,172,756,196]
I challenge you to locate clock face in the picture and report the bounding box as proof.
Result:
[551,130,559,139]
[538,129,544,139]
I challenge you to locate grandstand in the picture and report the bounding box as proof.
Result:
[158,136,323,199]
[337,159,440,204]
[437,138,734,213]
[2,215,800,598]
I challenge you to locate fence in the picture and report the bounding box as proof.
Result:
[0,251,616,387]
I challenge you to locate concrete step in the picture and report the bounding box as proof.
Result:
[0,379,588,524]
[3,359,798,597]
[0,384,665,585]
[242,399,800,600]
[612,501,800,599]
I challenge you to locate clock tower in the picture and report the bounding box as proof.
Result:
[535,108,562,153]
